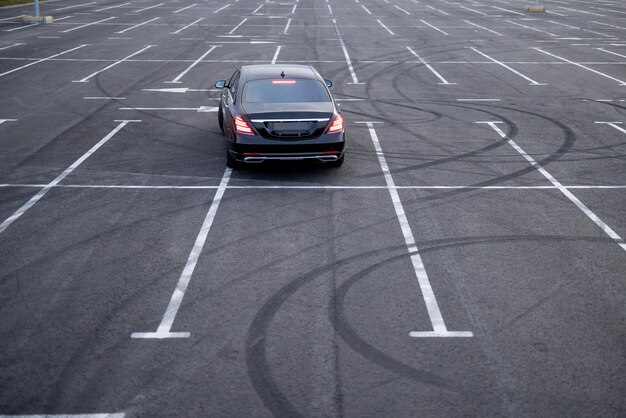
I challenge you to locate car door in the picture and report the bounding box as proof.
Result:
[223,70,240,140]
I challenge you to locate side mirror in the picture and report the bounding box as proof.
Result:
[324,79,333,88]
[215,80,226,89]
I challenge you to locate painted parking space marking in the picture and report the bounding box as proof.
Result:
[131,168,232,339]
[61,16,116,33]
[333,19,364,84]
[171,17,203,34]
[165,46,219,84]
[227,18,248,34]
[115,17,159,34]
[73,45,153,82]
[361,122,473,338]
[478,121,626,253]
[95,2,130,12]
[0,43,23,52]
[0,119,17,125]
[0,44,89,78]
[421,19,448,36]
[133,2,163,13]
[0,120,139,235]
[174,3,197,14]
[534,48,626,85]
[463,19,503,36]
[54,1,96,11]
[406,46,455,85]
[377,19,394,35]
[471,47,546,85]
[595,121,626,135]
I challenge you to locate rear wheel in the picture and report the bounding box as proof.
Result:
[325,154,344,167]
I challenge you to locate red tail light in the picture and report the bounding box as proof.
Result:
[327,114,344,134]
[234,115,254,135]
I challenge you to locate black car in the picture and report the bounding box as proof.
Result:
[214,64,345,168]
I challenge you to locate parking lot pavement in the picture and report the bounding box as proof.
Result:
[0,0,625,416]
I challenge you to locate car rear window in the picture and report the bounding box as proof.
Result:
[242,79,331,103]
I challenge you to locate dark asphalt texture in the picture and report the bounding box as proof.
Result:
[0,0,625,416]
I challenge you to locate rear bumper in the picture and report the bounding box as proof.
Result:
[227,132,345,163]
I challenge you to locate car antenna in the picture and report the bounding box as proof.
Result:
[280,71,285,78]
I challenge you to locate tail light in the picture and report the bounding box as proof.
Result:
[326,114,344,134]
[234,115,254,135]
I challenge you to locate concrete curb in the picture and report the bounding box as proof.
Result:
[525,5,545,12]
[22,14,53,23]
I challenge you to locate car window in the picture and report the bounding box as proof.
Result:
[242,79,331,103]
[229,72,240,99]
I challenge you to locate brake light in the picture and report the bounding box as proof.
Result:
[234,115,254,135]
[327,114,344,134]
[272,79,296,84]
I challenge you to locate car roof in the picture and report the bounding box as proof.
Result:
[240,64,321,81]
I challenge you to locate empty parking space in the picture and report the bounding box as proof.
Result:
[0,0,624,416]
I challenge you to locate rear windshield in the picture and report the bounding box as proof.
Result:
[242,79,331,103]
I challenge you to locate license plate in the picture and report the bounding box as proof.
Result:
[272,122,310,132]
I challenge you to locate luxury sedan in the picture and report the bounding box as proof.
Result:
[215,64,346,168]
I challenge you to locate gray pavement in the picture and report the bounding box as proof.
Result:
[0,0,625,416]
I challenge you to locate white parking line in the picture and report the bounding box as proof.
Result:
[115,17,159,34]
[119,106,218,112]
[377,19,394,35]
[327,4,333,14]
[252,4,264,14]
[134,2,163,13]
[4,23,38,32]
[131,168,232,339]
[333,19,364,84]
[0,414,125,418]
[283,18,292,34]
[362,122,473,338]
[84,96,126,99]
[165,46,219,83]
[0,119,17,125]
[291,3,297,14]
[479,121,626,253]
[214,4,231,13]
[0,15,24,22]
[0,43,23,52]
[471,47,546,85]
[591,21,626,30]
[0,120,139,236]
[360,4,372,14]
[74,45,153,82]
[463,19,503,36]
[491,5,524,15]
[54,1,96,11]
[271,45,282,64]
[558,6,605,16]
[394,5,411,14]
[96,2,130,12]
[459,5,488,15]
[0,44,88,78]
[534,48,626,85]
[61,16,116,33]
[421,19,448,35]
[595,121,626,135]
[174,3,197,13]
[228,18,248,34]
[2,184,626,190]
[406,46,455,85]
[506,19,557,37]
[426,5,450,15]
[171,17,203,34]
[596,48,626,59]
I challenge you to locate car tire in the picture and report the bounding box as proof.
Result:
[326,154,344,167]
[218,106,224,133]
[226,148,240,169]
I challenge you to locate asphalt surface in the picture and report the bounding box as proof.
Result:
[0,0,625,416]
